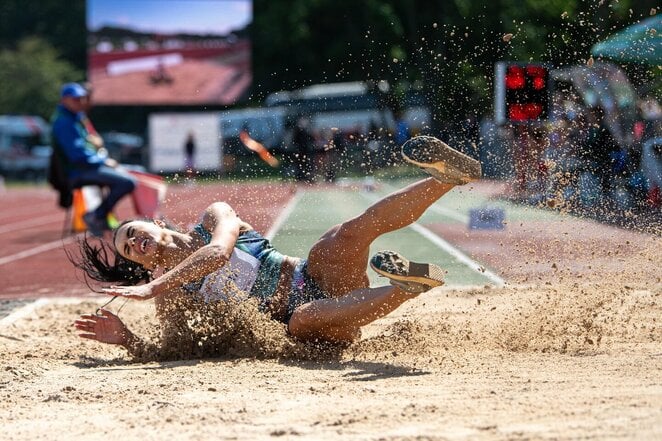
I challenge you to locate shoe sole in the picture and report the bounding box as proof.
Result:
[401,136,482,184]
[370,250,445,288]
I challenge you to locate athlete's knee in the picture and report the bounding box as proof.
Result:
[310,222,365,260]
[125,176,137,192]
[344,205,393,239]
[334,217,371,245]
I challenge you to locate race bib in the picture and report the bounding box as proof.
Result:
[198,248,260,303]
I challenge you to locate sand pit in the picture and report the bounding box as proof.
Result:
[1,275,660,440]
[1,181,660,439]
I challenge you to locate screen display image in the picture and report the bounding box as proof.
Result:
[87,0,252,105]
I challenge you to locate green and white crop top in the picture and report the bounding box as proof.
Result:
[187,224,285,309]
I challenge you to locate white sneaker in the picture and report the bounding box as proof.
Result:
[370,250,445,294]
[401,136,482,185]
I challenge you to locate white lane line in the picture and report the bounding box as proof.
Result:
[0,235,79,267]
[409,223,505,286]
[0,203,55,221]
[265,189,303,241]
[0,298,50,327]
[0,214,62,235]
[359,190,505,286]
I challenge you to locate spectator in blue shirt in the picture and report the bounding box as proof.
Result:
[51,82,136,236]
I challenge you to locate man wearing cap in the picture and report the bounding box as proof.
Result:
[51,82,136,236]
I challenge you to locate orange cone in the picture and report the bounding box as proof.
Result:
[72,189,87,232]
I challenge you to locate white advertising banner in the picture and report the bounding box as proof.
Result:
[148,112,222,173]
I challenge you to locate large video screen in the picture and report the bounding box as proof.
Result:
[87,0,252,106]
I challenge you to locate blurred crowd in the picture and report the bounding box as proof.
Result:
[274,113,413,184]
[501,90,661,215]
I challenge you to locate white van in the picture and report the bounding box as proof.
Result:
[219,107,287,154]
[0,115,52,180]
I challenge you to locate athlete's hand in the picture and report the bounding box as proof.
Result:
[104,158,119,168]
[74,309,128,345]
[102,283,156,300]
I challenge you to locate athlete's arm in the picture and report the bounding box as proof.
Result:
[105,203,242,300]
[149,202,241,295]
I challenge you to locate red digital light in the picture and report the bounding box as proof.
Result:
[497,62,549,122]
[525,66,546,77]
[533,77,546,90]
[505,66,525,89]
[508,103,543,121]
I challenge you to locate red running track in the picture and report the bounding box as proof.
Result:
[0,182,294,300]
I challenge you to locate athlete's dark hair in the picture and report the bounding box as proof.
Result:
[68,236,152,286]
[67,219,153,286]
[68,218,187,286]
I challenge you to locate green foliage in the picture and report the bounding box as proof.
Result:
[0,0,86,69]
[252,0,404,98]
[0,37,82,118]
[0,0,659,123]
[253,0,659,122]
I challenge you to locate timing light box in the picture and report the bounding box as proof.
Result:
[494,61,552,125]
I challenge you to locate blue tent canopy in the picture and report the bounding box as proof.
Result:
[591,15,662,65]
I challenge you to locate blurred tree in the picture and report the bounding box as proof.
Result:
[0,37,82,118]
[253,0,659,124]
[0,0,86,70]
[252,0,405,99]
[0,0,657,125]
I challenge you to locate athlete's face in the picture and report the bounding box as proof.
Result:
[114,220,167,268]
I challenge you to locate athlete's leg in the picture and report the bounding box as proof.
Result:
[288,284,417,342]
[306,177,454,296]
[287,136,482,342]
[306,135,480,296]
